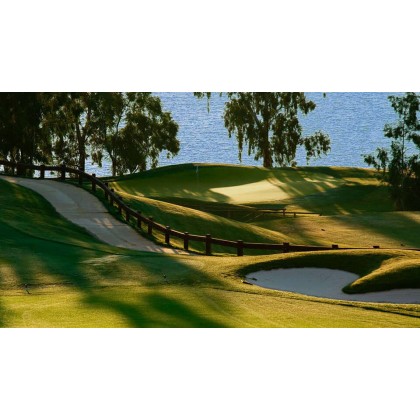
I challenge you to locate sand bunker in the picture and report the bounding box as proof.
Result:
[246,267,420,304]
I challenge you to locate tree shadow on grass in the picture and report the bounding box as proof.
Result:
[0,224,229,327]
[0,177,233,327]
[71,251,228,327]
[255,210,420,249]
[83,290,224,328]
[80,262,229,327]
[0,300,5,327]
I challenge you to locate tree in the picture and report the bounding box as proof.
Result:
[195,92,330,168]
[89,92,125,176]
[91,93,180,176]
[42,92,101,172]
[0,93,51,174]
[364,92,420,210]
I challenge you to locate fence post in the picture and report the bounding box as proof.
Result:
[78,168,83,185]
[148,217,154,235]
[332,244,339,249]
[110,188,114,206]
[16,162,23,176]
[104,182,109,200]
[283,208,286,217]
[118,197,122,215]
[184,232,189,251]
[205,234,212,256]
[126,206,130,222]
[40,165,45,179]
[91,174,96,192]
[283,242,290,253]
[237,240,244,257]
[60,164,66,181]
[165,226,171,245]
[137,211,142,229]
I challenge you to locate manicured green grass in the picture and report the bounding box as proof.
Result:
[3,282,420,327]
[253,212,420,248]
[80,180,288,255]
[1,177,420,327]
[108,163,393,213]
[107,164,417,251]
[111,192,288,255]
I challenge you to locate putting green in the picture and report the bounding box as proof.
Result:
[108,164,388,210]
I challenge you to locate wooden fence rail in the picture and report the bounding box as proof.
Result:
[1,160,416,256]
[169,204,321,217]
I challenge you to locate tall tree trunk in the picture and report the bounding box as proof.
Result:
[75,124,85,172]
[262,118,272,168]
[263,147,273,168]
[79,141,85,172]
[111,156,117,177]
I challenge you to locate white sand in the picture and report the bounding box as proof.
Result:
[246,267,420,304]
[0,176,188,254]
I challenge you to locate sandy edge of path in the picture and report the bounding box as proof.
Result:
[246,267,420,304]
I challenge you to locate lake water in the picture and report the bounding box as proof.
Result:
[86,92,407,176]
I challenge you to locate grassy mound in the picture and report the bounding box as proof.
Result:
[107,164,393,214]
[104,164,420,251]
[105,164,420,248]
[101,163,420,253]
[113,191,288,255]
[343,258,420,294]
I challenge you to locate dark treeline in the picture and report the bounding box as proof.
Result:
[0,92,180,176]
[364,92,420,210]
[2,92,331,177]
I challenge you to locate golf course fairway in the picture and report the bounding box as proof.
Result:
[1,164,420,327]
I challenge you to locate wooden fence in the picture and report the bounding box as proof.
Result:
[0,160,410,256]
[164,202,321,218]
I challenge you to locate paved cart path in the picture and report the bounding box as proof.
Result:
[0,176,188,254]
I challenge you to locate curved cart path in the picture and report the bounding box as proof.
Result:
[0,176,188,255]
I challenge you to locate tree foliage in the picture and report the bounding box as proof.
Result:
[1,92,180,177]
[42,92,104,172]
[0,93,51,174]
[91,93,179,176]
[195,92,330,168]
[364,92,420,210]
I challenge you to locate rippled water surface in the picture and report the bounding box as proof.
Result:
[86,92,406,176]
